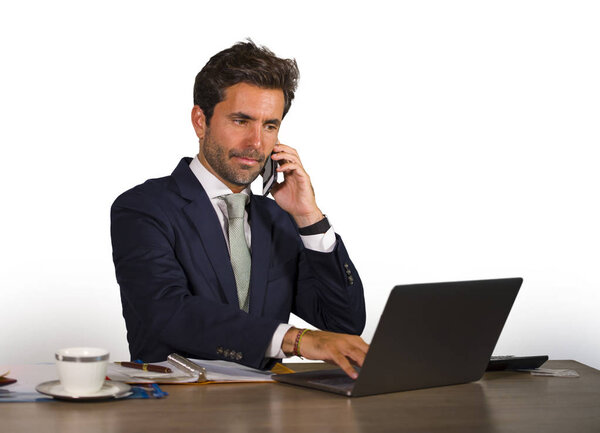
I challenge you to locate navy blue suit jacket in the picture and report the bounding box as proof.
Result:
[110,158,366,369]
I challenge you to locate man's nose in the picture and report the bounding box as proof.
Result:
[245,124,263,148]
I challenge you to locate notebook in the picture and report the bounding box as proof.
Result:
[273,278,523,397]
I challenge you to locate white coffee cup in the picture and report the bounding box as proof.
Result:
[55,347,109,395]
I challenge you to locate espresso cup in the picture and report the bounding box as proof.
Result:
[55,347,109,395]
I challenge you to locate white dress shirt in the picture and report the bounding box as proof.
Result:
[189,156,336,358]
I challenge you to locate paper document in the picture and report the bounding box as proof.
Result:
[107,358,275,384]
[107,363,200,384]
[188,359,274,382]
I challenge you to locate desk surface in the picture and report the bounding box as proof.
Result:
[1,360,599,433]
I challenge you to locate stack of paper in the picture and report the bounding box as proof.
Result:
[106,358,280,384]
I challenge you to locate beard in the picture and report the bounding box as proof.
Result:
[201,132,267,187]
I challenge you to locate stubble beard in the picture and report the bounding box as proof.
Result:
[201,132,266,187]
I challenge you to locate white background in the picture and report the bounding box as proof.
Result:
[1,1,598,369]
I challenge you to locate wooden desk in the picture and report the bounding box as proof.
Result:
[1,360,599,433]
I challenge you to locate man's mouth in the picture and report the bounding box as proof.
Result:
[234,156,259,165]
[230,151,264,166]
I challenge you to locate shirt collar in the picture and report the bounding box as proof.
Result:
[189,155,251,200]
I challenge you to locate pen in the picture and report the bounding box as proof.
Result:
[150,383,169,398]
[115,361,172,374]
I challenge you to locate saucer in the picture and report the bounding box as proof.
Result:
[35,380,132,401]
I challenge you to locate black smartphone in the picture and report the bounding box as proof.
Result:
[486,355,549,371]
[261,151,278,196]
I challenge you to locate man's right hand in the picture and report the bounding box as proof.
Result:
[282,328,369,379]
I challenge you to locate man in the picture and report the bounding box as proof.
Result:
[111,41,367,378]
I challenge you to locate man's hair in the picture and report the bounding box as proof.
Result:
[193,40,300,125]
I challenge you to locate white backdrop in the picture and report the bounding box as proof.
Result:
[1,1,598,369]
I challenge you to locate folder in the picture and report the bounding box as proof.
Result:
[106,355,294,385]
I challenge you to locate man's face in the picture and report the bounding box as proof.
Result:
[193,82,285,192]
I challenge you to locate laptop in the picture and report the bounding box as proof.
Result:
[273,278,523,397]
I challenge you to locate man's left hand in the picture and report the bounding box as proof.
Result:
[270,143,324,228]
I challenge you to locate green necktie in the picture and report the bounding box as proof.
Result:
[222,194,251,312]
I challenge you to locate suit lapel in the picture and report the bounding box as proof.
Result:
[183,201,239,306]
[248,196,271,316]
[171,158,239,307]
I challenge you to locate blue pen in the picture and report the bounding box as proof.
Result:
[150,383,168,398]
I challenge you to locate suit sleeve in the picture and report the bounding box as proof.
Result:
[292,231,366,335]
[111,191,280,369]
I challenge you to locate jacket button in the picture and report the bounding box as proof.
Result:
[216,347,224,355]
[235,352,242,361]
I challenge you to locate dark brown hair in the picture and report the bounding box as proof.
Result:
[193,40,300,125]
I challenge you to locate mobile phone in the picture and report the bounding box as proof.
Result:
[261,151,278,196]
[486,355,549,371]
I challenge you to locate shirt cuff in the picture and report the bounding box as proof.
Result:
[300,226,336,253]
[265,323,294,359]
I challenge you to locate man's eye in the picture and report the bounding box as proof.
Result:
[265,124,278,131]
[233,119,247,125]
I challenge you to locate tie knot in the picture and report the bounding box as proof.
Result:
[222,193,248,219]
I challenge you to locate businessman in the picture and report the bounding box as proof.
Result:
[111,41,367,378]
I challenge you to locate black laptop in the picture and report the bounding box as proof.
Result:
[273,278,523,397]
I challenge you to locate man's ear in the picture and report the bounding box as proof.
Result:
[191,105,207,140]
